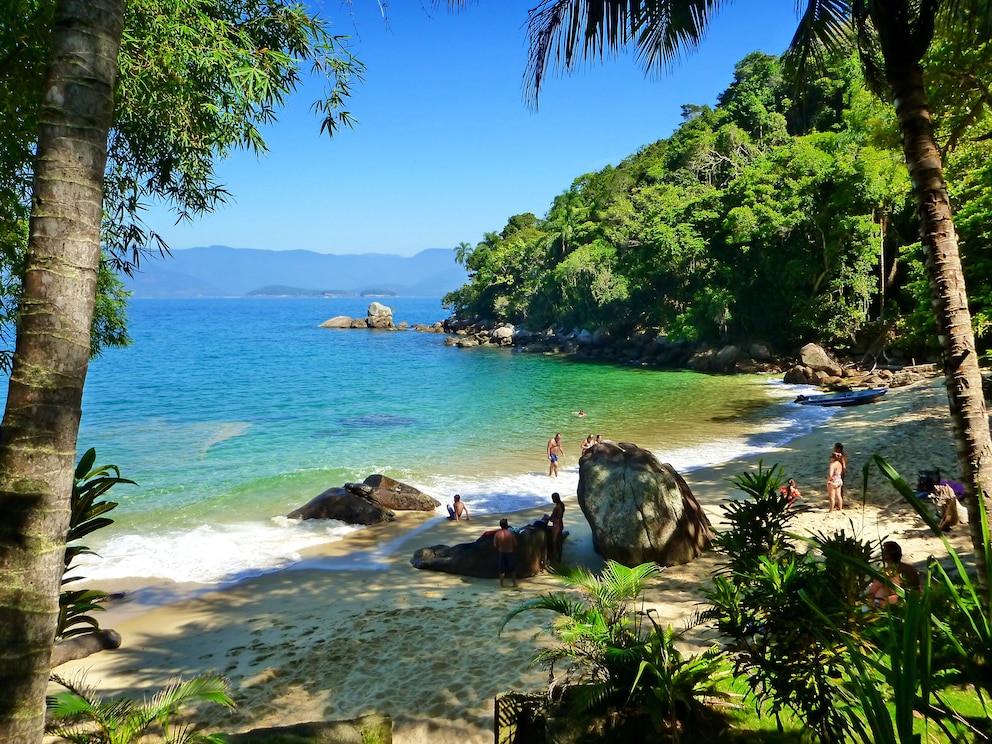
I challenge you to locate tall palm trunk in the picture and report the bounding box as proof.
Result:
[887,62,992,599]
[0,0,123,741]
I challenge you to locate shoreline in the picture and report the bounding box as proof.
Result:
[58,376,971,744]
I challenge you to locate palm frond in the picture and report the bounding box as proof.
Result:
[524,0,733,108]
[785,0,853,88]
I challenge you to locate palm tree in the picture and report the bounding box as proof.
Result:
[515,0,992,599]
[0,2,124,741]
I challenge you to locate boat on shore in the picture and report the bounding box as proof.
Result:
[794,388,888,407]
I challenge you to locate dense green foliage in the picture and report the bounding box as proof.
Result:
[501,561,732,741]
[444,50,992,356]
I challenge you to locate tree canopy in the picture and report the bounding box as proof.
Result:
[445,47,992,360]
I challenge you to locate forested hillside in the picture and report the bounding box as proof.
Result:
[444,51,992,359]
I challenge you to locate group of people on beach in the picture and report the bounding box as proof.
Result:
[447,491,565,588]
[781,442,847,512]
[782,441,923,608]
[548,431,604,477]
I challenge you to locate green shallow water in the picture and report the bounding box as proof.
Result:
[56,297,823,584]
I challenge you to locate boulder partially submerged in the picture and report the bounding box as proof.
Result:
[287,474,439,525]
[577,440,712,566]
[320,302,407,330]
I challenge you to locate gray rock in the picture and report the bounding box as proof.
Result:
[287,486,395,524]
[491,324,515,343]
[577,441,712,566]
[411,524,562,579]
[358,474,440,511]
[783,365,812,385]
[367,302,393,329]
[320,315,353,329]
[799,342,843,376]
[749,341,773,361]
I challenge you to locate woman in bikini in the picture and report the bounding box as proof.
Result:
[827,451,844,511]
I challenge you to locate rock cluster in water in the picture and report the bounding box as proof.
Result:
[320,301,408,330]
[429,317,940,391]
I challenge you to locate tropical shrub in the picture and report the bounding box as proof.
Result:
[58,448,135,640]
[705,463,876,742]
[46,673,234,744]
[501,560,732,741]
[862,456,992,718]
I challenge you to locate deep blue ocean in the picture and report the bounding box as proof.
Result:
[64,297,831,585]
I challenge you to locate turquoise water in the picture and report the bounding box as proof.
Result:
[66,297,830,584]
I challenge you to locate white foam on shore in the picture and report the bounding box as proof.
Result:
[76,378,837,585]
[74,518,363,585]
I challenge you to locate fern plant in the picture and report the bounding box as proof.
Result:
[501,560,731,740]
[46,673,235,744]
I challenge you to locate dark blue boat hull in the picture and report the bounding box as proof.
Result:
[794,388,888,407]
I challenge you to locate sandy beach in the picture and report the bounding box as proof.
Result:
[55,376,976,743]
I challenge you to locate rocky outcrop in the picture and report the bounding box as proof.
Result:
[320,302,404,330]
[410,525,561,579]
[577,441,712,566]
[367,301,393,328]
[320,315,353,329]
[358,474,440,511]
[287,486,395,524]
[428,315,941,391]
[287,475,440,524]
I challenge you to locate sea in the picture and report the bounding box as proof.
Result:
[52,297,833,586]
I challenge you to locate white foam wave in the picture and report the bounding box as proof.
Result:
[74,518,361,585]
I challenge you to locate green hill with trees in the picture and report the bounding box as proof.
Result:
[444,50,992,361]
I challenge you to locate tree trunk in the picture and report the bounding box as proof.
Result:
[0,1,123,741]
[888,63,992,599]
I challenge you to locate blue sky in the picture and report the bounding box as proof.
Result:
[147,2,800,256]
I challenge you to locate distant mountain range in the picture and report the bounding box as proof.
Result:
[122,245,469,298]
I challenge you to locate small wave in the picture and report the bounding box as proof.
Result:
[73,518,361,585]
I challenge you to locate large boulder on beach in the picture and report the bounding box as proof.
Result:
[577,441,712,566]
[354,474,440,511]
[287,486,395,524]
[799,342,843,377]
[410,525,560,579]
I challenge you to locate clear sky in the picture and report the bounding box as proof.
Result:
[146,2,801,256]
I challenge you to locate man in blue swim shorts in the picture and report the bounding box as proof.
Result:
[547,432,564,477]
[494,518,517,587]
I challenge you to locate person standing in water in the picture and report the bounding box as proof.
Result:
[547,433,564,477]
